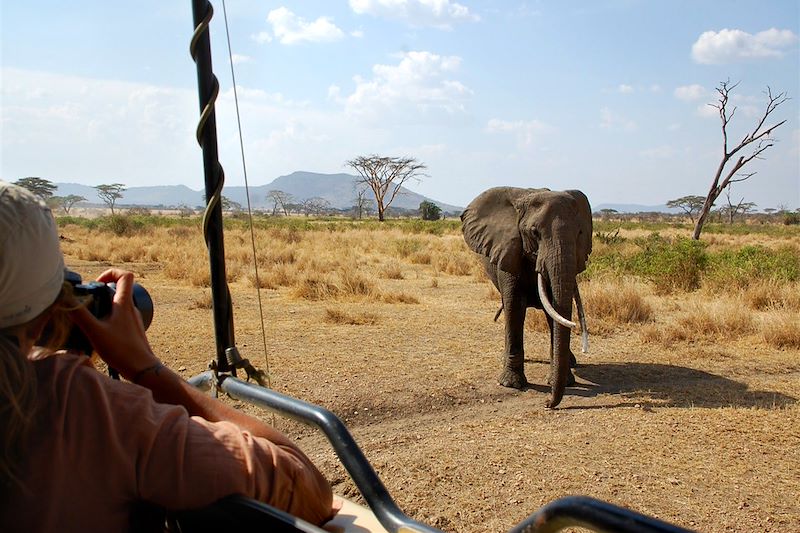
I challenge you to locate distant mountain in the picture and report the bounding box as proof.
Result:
[594,203,680,214]
[55,171,463,213]
[55,183,204,207]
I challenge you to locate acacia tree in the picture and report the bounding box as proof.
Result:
[266,190,293,216]
[598,208,618,220]
[94,183,126,215]
[50,194,87,214]
[692,81,788,240]
[666,195,706,224]
[301,197,330,217]
[220,195,242,212]
[15,177,57,200]
[345,155,427,221]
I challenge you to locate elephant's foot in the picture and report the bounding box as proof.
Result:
[547,370,576,387]
[570,351,577,368]
[498,367,528,390]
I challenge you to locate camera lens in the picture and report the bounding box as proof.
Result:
[60,270,154,354]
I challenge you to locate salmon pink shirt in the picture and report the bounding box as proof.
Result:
[0,353,331,531]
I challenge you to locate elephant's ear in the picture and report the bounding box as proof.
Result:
[461,187,531,275]
[566,189,593,273]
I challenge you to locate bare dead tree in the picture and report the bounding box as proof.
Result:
[345,155,427,221]
[352,187,370,219]
[722,187,756,224]
[692,81,788,239]
[266,190,293,216]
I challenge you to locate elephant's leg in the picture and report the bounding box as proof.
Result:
[546,314,576,387]
[498,273,528,389]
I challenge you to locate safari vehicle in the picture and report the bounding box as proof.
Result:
[162,2,697,531]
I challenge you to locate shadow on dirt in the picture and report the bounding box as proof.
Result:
[567,363,797,409]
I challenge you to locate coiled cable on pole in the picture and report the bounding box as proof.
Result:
[190,0,233,373]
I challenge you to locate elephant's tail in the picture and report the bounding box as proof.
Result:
[493,303,503,322]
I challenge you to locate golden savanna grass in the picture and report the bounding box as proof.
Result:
[60,222,796,350]
[56,217,800,532]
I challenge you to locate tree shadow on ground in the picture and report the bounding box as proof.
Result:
[561,362,797,409]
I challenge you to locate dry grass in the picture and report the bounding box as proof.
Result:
[582,278,654,334]
[324,308,379,325]
[742,280,800,311]
[292,273,342,300]
[640,298,757,346]
[761,311,800,349]
[188,291,213,310]
[381,261,405,279]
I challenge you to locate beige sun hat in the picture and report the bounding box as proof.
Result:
[0,181,65,328]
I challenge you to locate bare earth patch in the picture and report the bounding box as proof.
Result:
[61,226,800,533]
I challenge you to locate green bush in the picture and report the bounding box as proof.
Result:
[706,245,800,289]
[784,212,800,225]
[103,215,145,236]
[625,234,708,293]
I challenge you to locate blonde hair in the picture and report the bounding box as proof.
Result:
[0,282,79,490]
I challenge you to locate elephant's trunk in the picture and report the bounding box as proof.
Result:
[542,249,576,409]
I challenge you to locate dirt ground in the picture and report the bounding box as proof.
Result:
[63,239,800,533]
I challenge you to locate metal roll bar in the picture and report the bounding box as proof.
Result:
[189,372,693,533]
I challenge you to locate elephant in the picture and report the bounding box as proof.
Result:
[461,186,592,408]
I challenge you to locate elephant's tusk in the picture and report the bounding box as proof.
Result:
[537,272,577,329]
[574,287,589,353]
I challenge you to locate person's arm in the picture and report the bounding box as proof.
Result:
[69,269,296,443]
[69,268,335,520]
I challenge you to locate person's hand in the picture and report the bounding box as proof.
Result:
[69,268,160,380]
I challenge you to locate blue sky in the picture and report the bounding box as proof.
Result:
[2,1,798,210]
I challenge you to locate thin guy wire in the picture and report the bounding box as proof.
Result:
[221,0,273,391]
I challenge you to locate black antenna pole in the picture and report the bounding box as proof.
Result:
[189,0,235,373]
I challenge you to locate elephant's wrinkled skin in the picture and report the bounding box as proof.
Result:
[461,187,592,408]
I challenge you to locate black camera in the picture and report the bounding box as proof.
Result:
[63,269,154,354]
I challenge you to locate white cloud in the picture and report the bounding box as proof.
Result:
[231,54,252,65]
[1,68,198,185]
[674,84,707,101]
[691,28,798,64]
[251,31,272,44]
[349,0,479,29]
[697,103,719,118]
[618,84,634,94]
[337,51,472,123]
[486,118,550,148]
[599,107,636,131]
[327,85,342,101]
[351,29,365,38]
[640,145,677,159]
[266,7,345,45]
